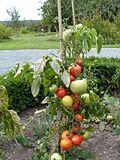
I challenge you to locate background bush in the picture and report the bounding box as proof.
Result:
[0,24,12,39]
[81,15,120,44]
[83,57,120,95]
[0,64,44,112]
[20,27,29,34]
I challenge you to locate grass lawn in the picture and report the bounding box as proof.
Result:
[0,32,120,50]
[0,33,59,50]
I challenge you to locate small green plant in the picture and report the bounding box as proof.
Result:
[0,24,12,39]
[0,85,21,159]
[20,27,29,34]
[113,112,120,135]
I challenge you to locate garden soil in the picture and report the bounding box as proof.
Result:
[1,104,120,160]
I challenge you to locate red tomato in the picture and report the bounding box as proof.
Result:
[56,87,67,98]
[69,65,81,77]
[74,114,84,121]
[70,74,75,82]
[73,102,79,112]
[61,130,70,139]
[60,138,73,150]
[76,59,84,66]
[71,135,83,146]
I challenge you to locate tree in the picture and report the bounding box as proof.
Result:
[39,0,120,30]
[6,7,20,30]
[39,0,73,31]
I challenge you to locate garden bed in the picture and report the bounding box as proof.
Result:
[1,101,120,160]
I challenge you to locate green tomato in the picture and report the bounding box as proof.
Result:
[70,79,87,94]
[106,115,113,121]
[81,93,90,106]
[50,153,62,160]
[83,131,90,140]
[49,85,57,93]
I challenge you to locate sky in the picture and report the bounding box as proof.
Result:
[0,0,47,21]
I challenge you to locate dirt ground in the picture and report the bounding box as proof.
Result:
[1,103,120,160]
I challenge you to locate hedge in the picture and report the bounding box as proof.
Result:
[0,63,44,112]
[83,57,120,95]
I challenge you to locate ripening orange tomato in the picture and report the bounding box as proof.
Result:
[60,138,73,150]
[69,65,81,77]
[61,130,70,139]
[74,114,84,121]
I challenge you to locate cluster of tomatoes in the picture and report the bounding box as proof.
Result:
[55,59,88,151]
[60,126,83,150]
[49,58,90,153]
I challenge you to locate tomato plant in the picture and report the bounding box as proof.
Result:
[29,25,115,159]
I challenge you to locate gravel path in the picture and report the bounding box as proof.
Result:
[0,48,120,75]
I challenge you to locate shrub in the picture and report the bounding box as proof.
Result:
[0,24,12,39]
[81,15,120,44]
[83,57,120,95]
[114,12,120,32]
[0,64,44,112]
[20,27,29,34]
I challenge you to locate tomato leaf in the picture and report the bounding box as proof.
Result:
[9,110,21,134]
[49,59,61,74]
[32,59,46,78]
[31,77,41,97]
[3,110,14,138]
[41,96,50,104]
[61,70,70,88]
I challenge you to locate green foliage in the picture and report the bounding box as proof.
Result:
[76,0,120,21]
[0,24,12,39]
[15,134,33,148]
[65,148,94,160]
[114,12,120,32]
[81,15,120,44]
[31,55,70,98]
[0,63,44,112]
[26,21,42,32]
[83,57,120,95]
[113,112,120,135]
[63,25,102,65]
[0,85,21,138]
[40,0,120,28]
[20,27,29,34]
